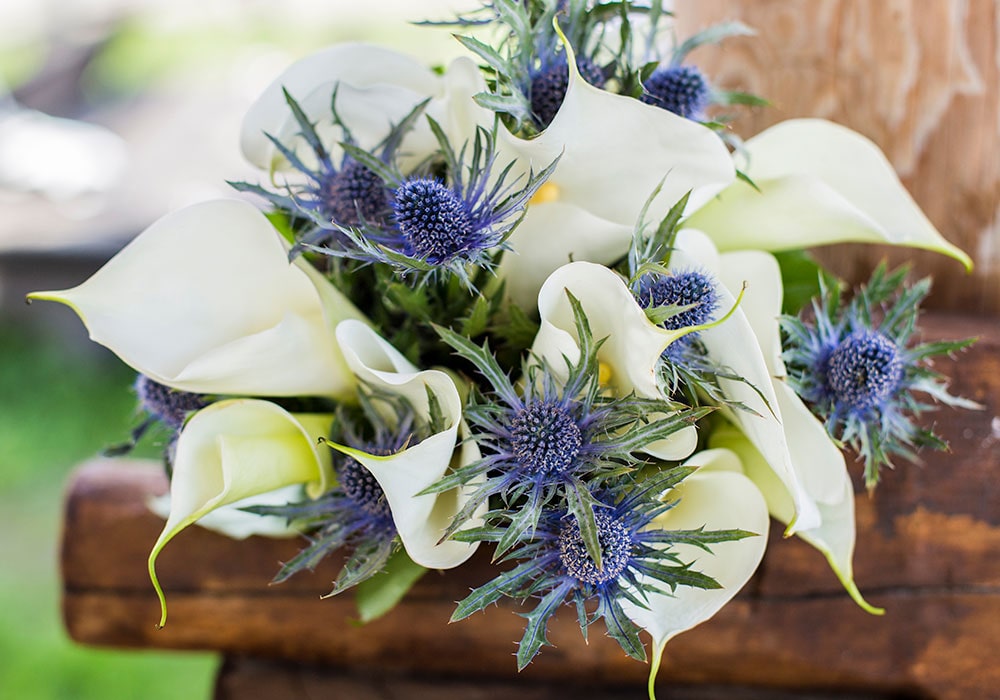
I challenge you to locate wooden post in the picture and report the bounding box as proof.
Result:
[674,0,1000,313]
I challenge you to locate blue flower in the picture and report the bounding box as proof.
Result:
[427,298,707,556]
[782,265,976,487]
[641,64,712,120]
[450,467,750,669]
[246,394,421,594]
[135,374,208,429]
[529,51,606,128]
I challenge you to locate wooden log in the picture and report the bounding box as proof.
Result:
[62,313,1000,699]
[674,0,1000,314]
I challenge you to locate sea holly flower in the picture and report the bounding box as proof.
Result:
[429,305,709,558]
[311,120,557,287]
[640,64,711,120]
[708,249,880,613]
[781,264,977,488]
[147,399,336,627]
[533,244,822,533]
[685,119,972,268]
[451,464,759,670]
[240,44,492,176]
[28,199,367,399]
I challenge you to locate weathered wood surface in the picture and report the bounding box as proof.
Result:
[63,313,1000,699]
[675,0,1000,314]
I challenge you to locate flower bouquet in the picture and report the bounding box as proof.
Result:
[34,1,976,695]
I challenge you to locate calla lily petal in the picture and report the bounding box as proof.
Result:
[241,44,442,169]
[713,250,878,612]
[672,230,820,532]
[533,261,698,461]
[623,449,769,666]
[687,119,971,268]
[335,320,483,570]
[496,36,735,310]
[242,44,491,174]
[29,199,365,399]
[148,399,334,627]
[147,484,303,540]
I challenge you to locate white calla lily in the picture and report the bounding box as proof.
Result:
[334,320,484,570]
[496,37,736,310]
[714,250,882,614]
[623,448,769,690]
[686,119,971,268]
[148,399,334,627]
[29,199,366,399]
[533,261,699,461]
[670,229,821,532]
[241,44,491,173]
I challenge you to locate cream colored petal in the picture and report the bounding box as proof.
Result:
[717,250,785,377]
[501,44,734,227]
[533,262,698,460]
[29,199,363,398]
[148,400,333,627]
[241,44,442,169]
[688,119,971,268]
[499,202,633,312]
[335,321,483,569]
[670,231,820,532]
[708,420,880,614]
[623,451,769,651]
[147,485,304,540]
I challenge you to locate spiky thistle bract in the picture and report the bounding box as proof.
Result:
[449,467,755,668]
[781,263,978,488]
[426,293,710,567]
[245,390,427,595]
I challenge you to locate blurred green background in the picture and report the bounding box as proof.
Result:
[0,1,462,697]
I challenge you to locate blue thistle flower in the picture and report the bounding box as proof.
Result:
[230,87,416,253]
[782,264,977,488]
[312,118,558,288]
[529,52,606,128]
[426,294,709,557]
[134,375,207,429]
[450,468,753,668]
[245,393,423,594]
[640,64,712,120]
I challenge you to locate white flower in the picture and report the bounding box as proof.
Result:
[240,43,491,174]
[29,198,366,399]
[708,249,882,614]
[622,448,769,670]
[148,398,335,627]
[496,40,736,310]
[686,119,971,268]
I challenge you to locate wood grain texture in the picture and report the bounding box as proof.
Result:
[62,313,1000,699]
[674,0,1000,313]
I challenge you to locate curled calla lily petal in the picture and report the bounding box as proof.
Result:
[148,399,334,627]
[147,485,303,540]
[672,230,821,532]
[686,119,971,269]
[533,261,698,461]
[334,320,484,570]
[496,36,735,311]
[29,199,365,399]
[241,44,491,173]
[622,449,769,679]
[714,251,881,613]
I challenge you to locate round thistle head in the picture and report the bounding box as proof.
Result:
[324,159,389,226]
[636,270,719,330]
[640,64,711,119]
[509,401,583,477]
[826,330,903,412]
[336,453,393,522]
[558,511,633,586]
[530,55,605,129]
[134,375,206,429]
[393,178,476,264]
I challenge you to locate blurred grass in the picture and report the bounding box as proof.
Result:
[0,320,217,699]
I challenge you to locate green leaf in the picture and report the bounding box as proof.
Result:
[672,21,755,64]
[354,549,428,623]
[713,90,770,107]
[773,250,828,315]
